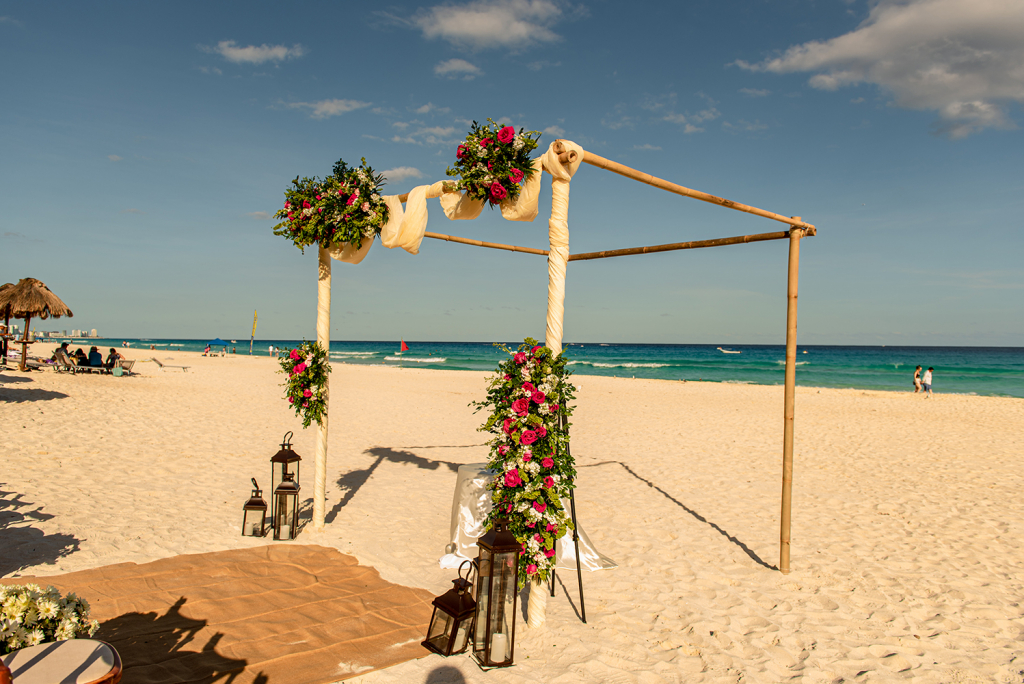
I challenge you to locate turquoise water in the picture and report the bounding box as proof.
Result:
[60,338,1024,398]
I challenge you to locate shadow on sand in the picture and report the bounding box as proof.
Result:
[97,597,267,683]
[0,487,81,576]
[581,461,777,570]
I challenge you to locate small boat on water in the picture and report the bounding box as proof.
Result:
[717,347,741,354]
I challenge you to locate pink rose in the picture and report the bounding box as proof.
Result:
[497,126,515,144]
[502,418,514,434]
[545,523,556,532]
[509,168,524,183]
[361,201,370,212]
[532,391,546,404]
[532,345,542,355]
[288,396,294,403]
[318,207,324,213]
[302,200,311,208]
[550,404,559,412]
[504,374,511,380]
[533,501,547,513]
[545,548,555,558]
[490,182,507,201]
[347,189,359,206]
[523,382,536,393]
[506,502,514,512]
[487,160,493,171]
[285,201,291,208]
[523,451,532,461]
[456,144,467,159]
[337,189,343,196]
[542,457,554,468]
[521,430,537,445]
[504,469,522,488]
[290,349,300,359]
[512,398,529,416]
[303,389,312,398]
[544,476,555,488]
[527,564,537,574]
[527,522,535,528]
[514,352,526,364]
[295,362,307,373]
[479,138,493,147]
[498,445,510,456]
[534,533,543,543]
[536,425,547,438]
[302,401,309,407]
[316,195,321,200]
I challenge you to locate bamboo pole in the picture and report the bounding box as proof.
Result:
[424,231,549,256]
[780,221,803,574]
[18,314,31,372]
[313,246,331,531]
[578,149,816,232]
[568,230,791,262]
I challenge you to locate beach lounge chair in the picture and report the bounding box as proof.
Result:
[54,350,106,375]
[151,357,190,372]
[113,358,136,376]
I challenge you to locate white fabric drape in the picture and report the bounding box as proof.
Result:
[540,141,584,356]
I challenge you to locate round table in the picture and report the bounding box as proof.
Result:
[0,639,122,684]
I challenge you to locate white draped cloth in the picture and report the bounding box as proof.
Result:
[439,464,616,572]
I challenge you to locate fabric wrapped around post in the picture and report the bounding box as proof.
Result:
[540,139,584,357]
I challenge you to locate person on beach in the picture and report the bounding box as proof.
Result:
[73,348,88,364]
[52,342,70,361]
[88,346,103,367]
[105,348,123,369]
[922,367,933,397]
[913,365,922,393]
[203,345,211,356]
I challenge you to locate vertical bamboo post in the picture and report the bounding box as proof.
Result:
[780,220,803,574]
[313,246,331,531]
[19,314,31,372]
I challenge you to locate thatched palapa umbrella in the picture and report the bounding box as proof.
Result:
[0,278,73,371]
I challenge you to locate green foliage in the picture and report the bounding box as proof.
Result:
[446,119,541,208]
[471,338,577,588]
[279,341,331,428]
[272,158,389,253]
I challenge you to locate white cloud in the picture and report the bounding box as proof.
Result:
[0,16,25,28]
[739,88,770,97]
[285,99,372,119]
[393,121,411,130]
[204,40,305,64]
[722,120,768,133]
[107,155,122,162]
[415,102,451,114]
[412,0,572,49]
[247,211,272,220]
[850,96,865,104]
[434,58,483,79]
[391,126,458,145]
[663,106,719,131]
[198,66,222,76]
[736,0,1024,138]
[632,144,662,151]
[543,125,565,136]
[382,167,425,182]
[683,123,703,134]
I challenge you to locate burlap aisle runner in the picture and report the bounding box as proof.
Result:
[4,545,434,684]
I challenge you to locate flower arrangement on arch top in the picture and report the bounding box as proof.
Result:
[279,341,331,428]
[446,119,541,207]
[273,157,389,253]
[1,584,100,655]
[472,338,577,588]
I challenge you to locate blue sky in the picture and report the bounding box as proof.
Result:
[2,0,1022,345]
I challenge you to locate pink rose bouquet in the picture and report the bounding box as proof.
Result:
[278,340,331,428]
[446,118,541,208]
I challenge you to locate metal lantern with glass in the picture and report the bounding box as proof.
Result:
[270,431,301,528]
[472,517,520,668]
[423,560,477,657]
[241,478,268,537]
[272,473,300,541]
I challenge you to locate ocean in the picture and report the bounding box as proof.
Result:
[52,338,1024,398]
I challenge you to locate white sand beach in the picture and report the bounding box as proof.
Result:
[3,351,1023,683]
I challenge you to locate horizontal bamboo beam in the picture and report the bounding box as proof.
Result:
[424,231,549,256]
[576,147,815,234]
[567,230,800,262]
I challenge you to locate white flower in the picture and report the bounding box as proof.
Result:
[371,193,380,201]
[513,138,524,151]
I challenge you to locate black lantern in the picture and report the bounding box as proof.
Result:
[423,560,476,657]
[271,431,301,527]
[472,518,520,668]
[242,478,268,537]
[273,473,300,541]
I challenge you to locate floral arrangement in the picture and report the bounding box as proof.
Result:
[279,341,331,428]
[273,158,389,252]
[473,338,577,588]
[1,584,99,655]
[446,119,541,207]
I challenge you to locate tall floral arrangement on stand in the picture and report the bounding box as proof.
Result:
[279,341,331,428]
[273,157,389,253]
[1,584,99,654]
[447,119,541,207]
[473,338,577,588]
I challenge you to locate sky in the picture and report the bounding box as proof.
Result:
[1,0,1022,345]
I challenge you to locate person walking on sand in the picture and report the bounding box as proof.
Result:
[913,365,922,393]
[922,367,933,397]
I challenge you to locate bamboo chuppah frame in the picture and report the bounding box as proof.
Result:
[394,141,815,577]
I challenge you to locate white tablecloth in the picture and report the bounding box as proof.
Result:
[439,463,617,571]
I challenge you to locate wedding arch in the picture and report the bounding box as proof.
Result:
[292,138,816,583]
